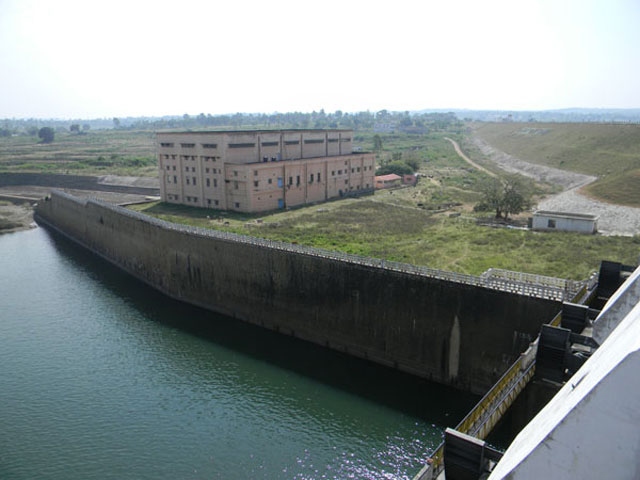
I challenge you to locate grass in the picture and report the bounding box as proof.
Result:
[472,122,640,206]
[0,130,157,177]
[129,197,640,280]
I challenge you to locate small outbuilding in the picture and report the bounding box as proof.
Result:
[375,174,402,189]
[532,210,598,234]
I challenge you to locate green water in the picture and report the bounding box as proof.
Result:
[0,227,476,480]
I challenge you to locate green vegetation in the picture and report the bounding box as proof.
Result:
[129,196,639,281]
[475,177,532,219]
[472,122,640,206]
[0,130,157,176]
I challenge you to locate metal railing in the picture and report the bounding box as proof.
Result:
[44,190,584,303]
[412,284,594,480]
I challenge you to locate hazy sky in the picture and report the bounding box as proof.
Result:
[1,0,639,119]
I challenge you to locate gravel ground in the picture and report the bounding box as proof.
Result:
[472,135,640,236]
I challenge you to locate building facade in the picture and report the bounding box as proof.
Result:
[532,210,598,233]
[156,129,376,212]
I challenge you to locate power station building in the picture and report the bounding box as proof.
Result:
[156,129,376,212]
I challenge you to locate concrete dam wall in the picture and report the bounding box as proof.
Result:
[35,191,561,394]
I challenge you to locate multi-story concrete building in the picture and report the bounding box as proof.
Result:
[156,129,376,212]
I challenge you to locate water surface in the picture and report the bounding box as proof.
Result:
[0,228,476,479]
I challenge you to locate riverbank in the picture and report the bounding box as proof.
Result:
[0,200,35,234]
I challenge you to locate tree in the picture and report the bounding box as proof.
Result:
[501,177,531,219]
[70,124,80,133]
[403,151,421,172]
[475,177,531,219]
[82,124,90,132]
[373,134,383,152]
[113,117,120,128]
[376,161,413,176]
[38,127,55,143]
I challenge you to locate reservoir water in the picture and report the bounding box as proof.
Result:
[0,227,476,480]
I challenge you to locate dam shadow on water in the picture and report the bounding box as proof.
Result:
[43,226,478,426]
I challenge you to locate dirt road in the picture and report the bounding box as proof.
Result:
[472,135,640,236]
[445,137,498,178]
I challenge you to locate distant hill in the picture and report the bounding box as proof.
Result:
[472,122,640,207]
[414,108,640,123]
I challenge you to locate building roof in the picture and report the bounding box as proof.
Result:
[533,210,598,221]
[375,174,402,181]
[156,128,352,135]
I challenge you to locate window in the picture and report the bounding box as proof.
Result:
[185,166,189,171]
[171,155,177,159]
[288,176,293,185]
[341,137,351,142]
[166,176,171,183]
[338,170,342,175]
[173,176,177,183]
[254,170,258,176]
[345,179,348,184]
[317,173,321,182]
[235,202,240,208]
[160,142,174,147]
[207,199,212,205]
[357,167,360,172]
[327,138,339,143]
[192,167,196,172]
[296,175,300,186]
[186,178,190,185]
[234,182,238,190]
[263,156,268,162]
[277,177,283,187]
[193,177,196,185]
[352,168,355,173]
[214,200,219,206]
[193,197,198,202]
[262,141,278,147]
[284,140,299,145]
[228,143,255,148]
[206,168,210,173]
[254,181,259,187]
[268,178,272,184]
[186,196,191,202]
[366,183,369,188]
[271,157,276,162]
[206,178,210,187]
[181,143,195,148]
[202,143,217,149]
[172,166,176,171]
[331,170,335,176]
[304,139,324,144]
[548,219,556,228]
[213,179,217,187]
[164,155,170,160]
[233,171,238,176]
[166,165,170,170]
[309,174,313,183]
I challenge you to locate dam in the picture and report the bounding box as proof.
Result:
[34,191,574,395]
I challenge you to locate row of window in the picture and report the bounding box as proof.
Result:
[160,139,350,149]
[160,143,218,149]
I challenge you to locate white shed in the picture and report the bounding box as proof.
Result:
[532,210,598,233]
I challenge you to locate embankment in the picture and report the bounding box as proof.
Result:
[35,191,561,394]
[0,172,159,196]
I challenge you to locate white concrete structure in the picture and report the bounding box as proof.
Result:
[488,265,640,480]
[532,210,598,233]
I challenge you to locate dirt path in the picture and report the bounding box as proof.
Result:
[445,137,498,178]
[472,135,640,236]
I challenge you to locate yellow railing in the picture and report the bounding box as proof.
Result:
[414,275,599,480]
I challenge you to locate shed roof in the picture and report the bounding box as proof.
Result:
[375,174,402,181]
[533,210,598,221]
